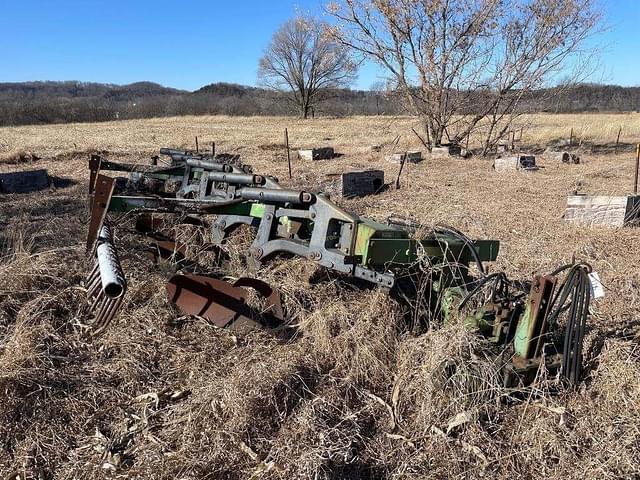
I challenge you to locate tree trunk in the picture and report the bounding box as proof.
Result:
[301,101,310,119]
[432,122,445,147]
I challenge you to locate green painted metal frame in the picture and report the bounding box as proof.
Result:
[88,150,586,387]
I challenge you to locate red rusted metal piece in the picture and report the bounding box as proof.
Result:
[233,277,284,320]
[87,174,115,252]
[135,213,166,234]
[134,214,195,264]
[147,238,187,263]
[166,274,284,331]
[89,154,102,195]
[529,275,557,360]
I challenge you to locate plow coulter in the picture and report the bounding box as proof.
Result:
[80,146,593,388]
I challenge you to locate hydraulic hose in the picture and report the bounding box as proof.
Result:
[457,272,508,312]
[545,263,592,384]
[434,224,486,276]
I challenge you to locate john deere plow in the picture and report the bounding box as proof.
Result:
[83,146,592,388]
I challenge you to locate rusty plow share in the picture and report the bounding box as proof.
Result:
[166,274,285,332]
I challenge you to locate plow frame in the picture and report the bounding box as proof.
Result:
[81,148,591,387]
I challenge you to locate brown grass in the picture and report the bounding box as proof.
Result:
[0,114,639,479]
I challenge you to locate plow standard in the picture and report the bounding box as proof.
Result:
[83,146,592,388]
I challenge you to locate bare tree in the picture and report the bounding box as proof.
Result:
[327,0,601,152]
[370,80,389,115]
[258,15,358,119]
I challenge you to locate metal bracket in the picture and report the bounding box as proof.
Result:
[89,154,102,195]
[211,214,259,244]
[87,175,116,252]
[514,275,557,360]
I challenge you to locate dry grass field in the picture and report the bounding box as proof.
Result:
[0,114,639,479]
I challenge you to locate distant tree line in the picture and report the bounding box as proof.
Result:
[0,80,638,127]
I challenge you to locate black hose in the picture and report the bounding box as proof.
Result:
[385,218,486,276]
[571,269,589,383]
[548,262,592,278]
[546,264,591,384]
[457,272,508,312]
[434,224,486,276]
[562,272,580,381]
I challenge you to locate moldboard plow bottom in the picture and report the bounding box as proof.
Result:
[166,274,284,332]
[79,146,594,389]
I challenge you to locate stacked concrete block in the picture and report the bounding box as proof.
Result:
[431,144,462,158]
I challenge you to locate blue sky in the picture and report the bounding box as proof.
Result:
[0,0,637,90]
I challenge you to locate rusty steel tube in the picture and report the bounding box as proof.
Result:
[96,225,126,299]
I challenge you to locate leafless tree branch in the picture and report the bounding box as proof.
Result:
[327,0,601,152]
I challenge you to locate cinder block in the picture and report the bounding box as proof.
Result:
[298,147,335,161]
[555,151,580,164]
[340,170,384,197]
[497,142,512,153]
[565,195,640,227]
[493,155,537,172]
[430,147,449,157]
[447,144,462,156]
[431,144,461,157]
[387,151,422,163]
